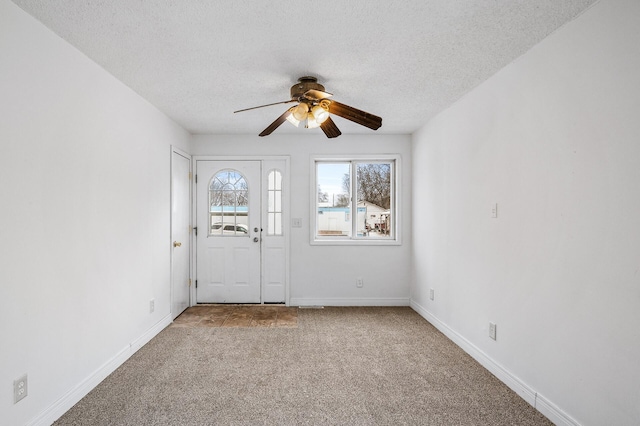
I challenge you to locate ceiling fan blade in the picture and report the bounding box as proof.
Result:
[320,117,342,138]
[327,100,382,130]
[304,89,333,100]
[259,108,293,137]
[234,99,296,114]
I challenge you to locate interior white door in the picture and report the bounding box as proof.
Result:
[196,161,261,303]
[171,150,191,319]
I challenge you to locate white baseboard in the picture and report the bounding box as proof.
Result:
[28,314,172,426]
[410,299,580,426]
[536,392,580,426]
[130,315,172,353]
[290,297,410,307]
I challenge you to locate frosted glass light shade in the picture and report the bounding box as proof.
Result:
[292,103,309,121]
[311,105,329,123]
[286,113,302,127]
[306,113,321,128]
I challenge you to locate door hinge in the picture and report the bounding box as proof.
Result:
[195,280,198,288]
[193,226,198,236]
[195,174,198,183]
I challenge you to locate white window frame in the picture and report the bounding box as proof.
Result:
[310,154,401,246]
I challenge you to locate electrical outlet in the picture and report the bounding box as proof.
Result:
[489,322,497,340]
[429,288,435,301]
[356,277,364,288]
[14,374,27,404]
[149,299,155,313]
[291,218,302,228]
[491,203,498,218]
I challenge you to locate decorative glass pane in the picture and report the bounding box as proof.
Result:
[274,213,282,235]
[274,171,282,190]
[268,171,275,189]
[209,169,249,236]
[268,191,275,211]
[267,170,283,236]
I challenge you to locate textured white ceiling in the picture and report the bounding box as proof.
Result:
[12,0,598,136]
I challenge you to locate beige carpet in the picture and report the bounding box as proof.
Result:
[54,307,551,425]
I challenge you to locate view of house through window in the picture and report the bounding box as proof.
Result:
[209,169,249,236]
[316,160,394,240]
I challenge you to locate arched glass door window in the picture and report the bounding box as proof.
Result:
[267,169,283,235]
[209,169,249,236]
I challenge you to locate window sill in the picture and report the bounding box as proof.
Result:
[310,237,401,246]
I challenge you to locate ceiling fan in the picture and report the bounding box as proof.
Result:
[233,76,382,138]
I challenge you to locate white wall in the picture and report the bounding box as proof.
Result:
[191,134,412,306]
[411,0,640,424]
[0,1,190,424]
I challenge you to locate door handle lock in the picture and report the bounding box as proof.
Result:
[253,237,259,243]
[173,241,182,247]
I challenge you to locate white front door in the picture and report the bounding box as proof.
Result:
[196,161,261,303]
[171,149,191,319]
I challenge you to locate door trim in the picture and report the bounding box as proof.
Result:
[192,155,291,306]
[170,146,192,317]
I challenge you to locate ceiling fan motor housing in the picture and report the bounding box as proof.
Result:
[291,76,325,100]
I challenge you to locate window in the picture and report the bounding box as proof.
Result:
[313,157,397,244]
[208,169,249,236]
[267,169,283,236]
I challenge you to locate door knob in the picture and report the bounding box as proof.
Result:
[173,241,182,247]
[253,237,259,243]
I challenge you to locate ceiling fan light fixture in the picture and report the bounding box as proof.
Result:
[305,113,321,129]
[284,106,302,127]
[311,104,329,124]
[292,103,309,121]
[286,113,302,128]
